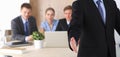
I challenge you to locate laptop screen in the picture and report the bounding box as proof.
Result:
[44,31,69,48]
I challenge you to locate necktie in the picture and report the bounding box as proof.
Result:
[25,21,29,36]
[68,24,70,28]
[96,0,105,24]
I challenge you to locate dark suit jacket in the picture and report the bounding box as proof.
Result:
[56,18,69,31]
[11,16,38,42]
[68,0,120,57]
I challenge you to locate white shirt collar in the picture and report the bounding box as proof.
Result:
[67,21,70,25]
[94,0,103,3]
[21,16,28,24]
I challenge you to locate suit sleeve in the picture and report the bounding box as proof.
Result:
[114,1,120,35]
[56,20,62,31]
[11,20,26,42]
[30,16,38,33]
[68,0,84,50]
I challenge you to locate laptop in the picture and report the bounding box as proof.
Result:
[5,40,32,47]
[44,31,69,48]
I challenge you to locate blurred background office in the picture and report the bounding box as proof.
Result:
[0,0,120,48]
[0,0,120,57]
[0,0,74,41]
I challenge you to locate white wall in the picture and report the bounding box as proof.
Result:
[0,0,29,36]
[115,0,120,8]
[38,0,74,21]
[114,0,120,44]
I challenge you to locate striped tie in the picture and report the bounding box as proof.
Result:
[96,0,105,24]
[25,21,29,36]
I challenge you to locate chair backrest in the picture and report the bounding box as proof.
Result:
[5,30,12,42]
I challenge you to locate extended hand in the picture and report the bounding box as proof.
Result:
[70,37,78,53]
[27,35,33,41]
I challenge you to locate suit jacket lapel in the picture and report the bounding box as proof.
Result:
[64,19,69,30]
[103,0,109,27]
[89,0,105,27]
[28,18,31,34]
[19,16,25,34]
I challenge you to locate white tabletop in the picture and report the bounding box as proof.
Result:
[0,45,77,57]
[0,44,119,57]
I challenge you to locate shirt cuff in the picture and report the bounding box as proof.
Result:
[25,36,29,42]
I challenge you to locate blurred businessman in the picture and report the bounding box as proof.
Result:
[56,5,72,31]
[11,3,38,42]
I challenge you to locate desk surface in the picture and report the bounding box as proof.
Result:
[0,45,77,57]
[1,44,120,57]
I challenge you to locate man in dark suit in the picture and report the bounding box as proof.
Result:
[68,0,120,57]
[11,3,38,42]
[56,5,72,31]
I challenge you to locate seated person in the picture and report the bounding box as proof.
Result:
[40,7,58,32]
[56,5,72,31]
[11,3,38,42]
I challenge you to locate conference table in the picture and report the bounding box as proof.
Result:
[0,44,120,57]
[0,45,77,57]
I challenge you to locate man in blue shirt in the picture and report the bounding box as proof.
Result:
[11,3,38,42]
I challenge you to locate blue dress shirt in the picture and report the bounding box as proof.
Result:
[21,16,29,35]
[41,19,59,31]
